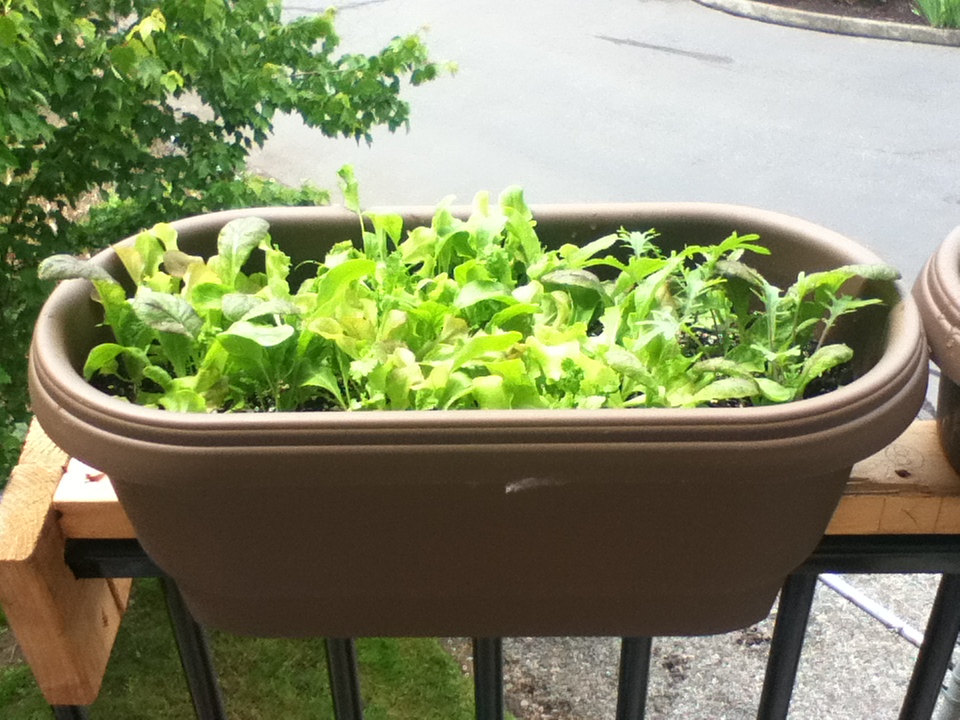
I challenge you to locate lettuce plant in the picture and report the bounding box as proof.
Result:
[40,179,898,412]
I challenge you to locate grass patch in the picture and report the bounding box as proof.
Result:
[0,580,476,719]
[915,0,960,27]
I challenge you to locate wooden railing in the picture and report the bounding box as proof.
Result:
[3,420,960,719]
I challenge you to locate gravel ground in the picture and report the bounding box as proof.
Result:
[446,573,948,719]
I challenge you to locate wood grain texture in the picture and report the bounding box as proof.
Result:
[828,420,960,534]
[54,459,135,539]
[0,420,132,705]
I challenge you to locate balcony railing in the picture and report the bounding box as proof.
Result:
[53,535,960,720]
[4,419,960,720]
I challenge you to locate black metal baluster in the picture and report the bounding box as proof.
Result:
[50,706,90,720]
[161,577,228,720]
[616,637,652,720]
[756,572,818,720]
[898,573,960,720]
[473,638,504,720]
[325,638,364,720]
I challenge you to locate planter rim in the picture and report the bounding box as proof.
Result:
[31,201,927,449]
[914,224,960,380]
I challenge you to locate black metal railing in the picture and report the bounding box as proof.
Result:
[57,535,960,720]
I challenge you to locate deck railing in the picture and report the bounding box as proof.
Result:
[52,535,960,720]
[4,419,960,720]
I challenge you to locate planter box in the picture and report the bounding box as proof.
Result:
[29,204,927,638]
[914,226,960,473]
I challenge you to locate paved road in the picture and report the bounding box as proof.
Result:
[252,0,960,285]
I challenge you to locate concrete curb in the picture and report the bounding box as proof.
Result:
[694,0,960,46]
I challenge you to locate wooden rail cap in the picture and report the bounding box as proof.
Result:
[43,418,960,538]
[54,458,135,539]
[831,420,960,534]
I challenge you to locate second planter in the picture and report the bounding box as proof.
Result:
[913,225,960,473]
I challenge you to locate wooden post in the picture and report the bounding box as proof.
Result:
[0,420,131,705]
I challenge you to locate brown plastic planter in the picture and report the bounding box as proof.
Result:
[914,226,960,473]
[30,204,927,638]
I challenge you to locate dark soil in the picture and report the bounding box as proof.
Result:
[754,0,929,25]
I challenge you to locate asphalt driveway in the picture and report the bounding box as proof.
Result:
[252,0,960,285]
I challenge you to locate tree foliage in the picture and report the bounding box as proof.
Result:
[0,0,449,479]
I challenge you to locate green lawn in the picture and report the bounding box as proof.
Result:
[0,580,476,719]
